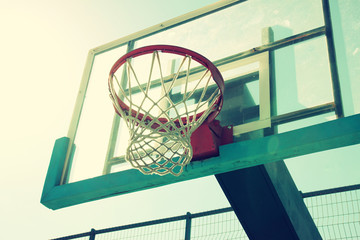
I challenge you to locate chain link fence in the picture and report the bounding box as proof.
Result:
[53,184,360,240]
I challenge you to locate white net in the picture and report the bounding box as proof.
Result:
[109,49,222,176]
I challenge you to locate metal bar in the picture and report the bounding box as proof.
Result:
[51,231,91,240]
[61,50,95,185]
[271,102,336,125]
[302,184,360,198]
[184,212,192,240]
[126,70,258,96]
[322,0,344,118]
[263,27,278,136]
[96,215,187,234]
[190,207,233,218]
[215,26,325,64]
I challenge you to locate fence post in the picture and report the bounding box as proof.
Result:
[89,228,96,240]
[184,212,192,240]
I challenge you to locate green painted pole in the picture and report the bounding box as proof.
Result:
[322,0,344,118]
[89,228,96,240]
[184,212,192,240]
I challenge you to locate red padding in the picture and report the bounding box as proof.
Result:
[191,120,233,161]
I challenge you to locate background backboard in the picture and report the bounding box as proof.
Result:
[41,0,360,210]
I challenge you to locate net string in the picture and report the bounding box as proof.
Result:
[109,50,221,176]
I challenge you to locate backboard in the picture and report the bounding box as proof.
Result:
[41,0,360,210]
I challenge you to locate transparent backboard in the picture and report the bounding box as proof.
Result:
[41,0,360,209]
[66,0,327,183]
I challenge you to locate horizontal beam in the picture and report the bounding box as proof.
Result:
[272,102,336,125]
[41,114,360,209]
[213,26,325,63]
[302,183,360,198]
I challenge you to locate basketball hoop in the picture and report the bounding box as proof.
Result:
[108,45,224,176]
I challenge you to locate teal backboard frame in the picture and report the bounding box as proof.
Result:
[42,115,360,209]
[41,0,360,210]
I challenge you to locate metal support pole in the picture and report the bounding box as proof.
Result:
[322,0,344,118]
[89,228,96,240]
[184,212,192,240]
[262,27,277,136]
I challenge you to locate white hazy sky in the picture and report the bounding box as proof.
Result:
[0,0,359,239]
[0,1,227,239]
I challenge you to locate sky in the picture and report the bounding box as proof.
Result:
[0,0,359,239]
